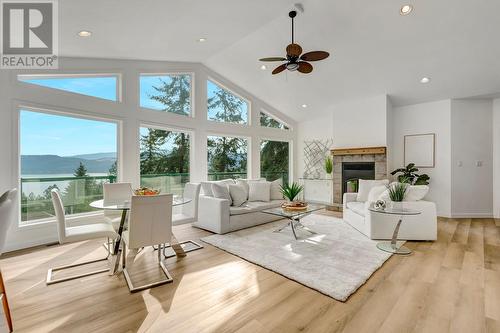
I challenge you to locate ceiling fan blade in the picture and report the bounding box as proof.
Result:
[286,43,303,57]
[259,57,287,62]
[272,64,287,75]
[300,51,330,62]
[297,61,313,74]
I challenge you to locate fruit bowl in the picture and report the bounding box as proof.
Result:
[134,187,161,196]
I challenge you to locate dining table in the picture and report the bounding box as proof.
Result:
[90,196,192,274]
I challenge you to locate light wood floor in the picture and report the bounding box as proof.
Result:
[1,212,499,333]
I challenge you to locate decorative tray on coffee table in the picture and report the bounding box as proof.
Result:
[281,201,308,211]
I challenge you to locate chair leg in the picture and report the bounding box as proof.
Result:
[163,240,204,259]
[46,243,113,285]
[123,243,173,293]
[0,270,13,332]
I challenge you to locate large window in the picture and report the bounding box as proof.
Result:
[207,135,248,180]
[260,111,289,130]
[207,80,248,125]
[140,74,192,116]
[18,75,119,101]
[19,110,118,225]
[260,140,289,184]
[139,127,190,195]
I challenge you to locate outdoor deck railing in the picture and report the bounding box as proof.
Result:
[20,171,288,224]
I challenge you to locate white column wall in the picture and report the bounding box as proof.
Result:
[0,57,296,251]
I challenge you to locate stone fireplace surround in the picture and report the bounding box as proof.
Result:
[331,147,387,204]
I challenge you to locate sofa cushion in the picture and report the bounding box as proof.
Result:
[357,179,389,202]
[405,185,429,201]
[212,183,232,205]
[367,185,387,202]
[228,183,247,207]
[270,178,284,200]
[346,201,366,217]
[229,200,284,216]
[248,182,271,202]
[201,179,234,196]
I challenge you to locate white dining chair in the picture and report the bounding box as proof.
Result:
[0,189,17,256]
[172,183,200,225]
[121,194,174,292]
[47,189,118,285]
[103,182,133,230]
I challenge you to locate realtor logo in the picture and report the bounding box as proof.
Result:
[1,0,58,68]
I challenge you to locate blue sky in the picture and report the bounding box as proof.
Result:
[20,110,117,156]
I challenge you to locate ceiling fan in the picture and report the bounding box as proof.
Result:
[259,10,329,75]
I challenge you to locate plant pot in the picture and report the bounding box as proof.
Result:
[390,201,404,211]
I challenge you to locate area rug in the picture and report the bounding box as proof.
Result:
[201,214,394,301]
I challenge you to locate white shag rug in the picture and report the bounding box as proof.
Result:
[201,214,394,301]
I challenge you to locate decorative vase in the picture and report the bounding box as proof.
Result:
[390,201,404,211]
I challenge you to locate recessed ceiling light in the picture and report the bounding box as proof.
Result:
[400,4,413,15]
[77,30,92,37]
[420,77,431,84]
[260,65,267,70]
[197,37,207,42]
[301,104,308,108]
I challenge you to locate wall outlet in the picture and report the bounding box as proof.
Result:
[476,160,483,167]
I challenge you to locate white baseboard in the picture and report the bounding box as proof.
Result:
[450,212,494,218]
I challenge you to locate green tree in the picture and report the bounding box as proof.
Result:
[260,112,289,130]
[74,162,88,177]
[108,160,117,178]
[140,76,191,175]
[207,85,248,177]
[260,140,289,183]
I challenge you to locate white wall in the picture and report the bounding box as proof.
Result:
[451,99,493,217]
[295,94,388,178]
[392,100,452,217]
[493,98,500,218]
[0,57,297,252]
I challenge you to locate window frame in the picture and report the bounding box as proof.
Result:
[17,73,123,102]
[206,77,251,126]
[15,104,122,228]
[138,72,195,118]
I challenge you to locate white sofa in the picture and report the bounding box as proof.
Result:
[194,196,285,234]
[343,192,437,240]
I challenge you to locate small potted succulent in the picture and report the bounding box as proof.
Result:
[386,182,408,210]
[324,156,333,179]
[280,182,307,210]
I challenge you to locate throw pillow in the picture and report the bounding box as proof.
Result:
[248,182,271,202]
[236,179,249,199]
[270,178,283,200]
[367,185,387,202]
[404,185,429,201]
[228,184,247,206]
[356,179,389,202]
[201,179,235,196]
[211,183,232,205]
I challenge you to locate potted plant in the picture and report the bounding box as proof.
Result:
[390,163,430,185]
[386,182,408,210]
[324,156,333,179]
[280,182,304,202]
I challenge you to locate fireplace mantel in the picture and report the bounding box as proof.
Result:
[331,146,386,156]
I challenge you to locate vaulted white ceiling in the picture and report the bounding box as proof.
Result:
[60,0,500,121]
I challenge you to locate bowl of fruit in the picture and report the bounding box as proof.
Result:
[281,201,308,211]
[134,187,161,196]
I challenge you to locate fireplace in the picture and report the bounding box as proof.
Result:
[342,162,375,195]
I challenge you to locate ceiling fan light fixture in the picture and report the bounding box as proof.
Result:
[400,4,413,15]
[286,63,299,71]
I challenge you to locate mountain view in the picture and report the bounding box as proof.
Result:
[21,152,117,175]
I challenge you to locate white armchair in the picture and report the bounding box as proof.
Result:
[343,192,437,241]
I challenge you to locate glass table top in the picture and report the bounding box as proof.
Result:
[90,195,191,210]
[368,203,421,216]
[261,203,325,218]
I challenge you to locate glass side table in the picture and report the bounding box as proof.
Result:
[368,204,421,255]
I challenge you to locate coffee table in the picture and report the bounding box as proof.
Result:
[368,204,421,255]
[261,203,325,240]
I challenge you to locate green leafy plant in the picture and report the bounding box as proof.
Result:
[390,163,430,185]
[280,182,303,202]
[387,183,408,202]
[324,156,333,174]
